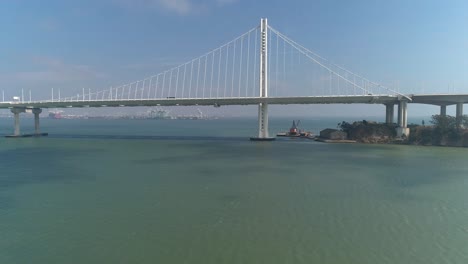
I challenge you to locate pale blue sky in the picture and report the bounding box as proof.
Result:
[1,0,467,116]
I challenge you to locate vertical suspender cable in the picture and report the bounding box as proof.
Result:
[338,72,340,95]
[238,36,243,97]
[175,67,180,98]
[196,58,201,98]
[217,48,222,98]
[283,37,286,94]
[362,79,365,95]
[134,81,139,99]
[353,75,356,95]
[276,32,279,97]
[168,71,173,97]
[182,64,187,98]
[154,76,159,98]
[162,72,166,98]
[290,44,293,75]
[203,55,208,98]
[224,44,229,97]
[189,61,194,98]
[231,40,236,97]
[128,83,131,99]
[128,84,131,99]
[127,83,133,100]
[245,31,250,97]
[210,51,215,98]
[148,77,153,99]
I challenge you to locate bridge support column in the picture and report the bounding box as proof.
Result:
[10,108,25,136]
[396,100,410,138]
[397,103,402,128]
[32,108,42,134]
[257,103,270,138]
[440,105,447,117]
[385,104,394,124]
[456,103,464,128]
[456,103,463,118]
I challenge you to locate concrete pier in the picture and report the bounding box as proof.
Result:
[456,103,464,127]
[10,108,25,136]
[385,104,394,124]
[397,104,402,128]
[440,105,447,116]
[6,107,47,138]
[257,103,270,138]
[32,108,42,134]
[456,103,463,118]
[396,100,409,137]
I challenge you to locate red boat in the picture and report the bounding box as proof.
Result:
[277,120,314,138]
[48,111,63,119]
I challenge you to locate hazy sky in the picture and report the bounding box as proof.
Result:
[1,0,467,117]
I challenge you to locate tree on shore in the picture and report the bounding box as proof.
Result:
[337,121,353,133]
[429,115,468,143]
[430,114,468,129]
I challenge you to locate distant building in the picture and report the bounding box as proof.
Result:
[319,129,347,140]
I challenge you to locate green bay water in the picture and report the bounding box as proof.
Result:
[0,117,468,263]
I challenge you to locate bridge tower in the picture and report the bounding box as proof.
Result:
[251,18,275,141]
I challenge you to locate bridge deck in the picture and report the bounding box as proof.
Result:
[1,94,467,109]
[0,95,400,109]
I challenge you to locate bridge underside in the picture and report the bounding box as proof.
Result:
[411,94,468,106]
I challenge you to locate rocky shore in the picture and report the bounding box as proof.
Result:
[317,115,468,147]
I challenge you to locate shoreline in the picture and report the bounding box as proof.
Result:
[314,138,357,143]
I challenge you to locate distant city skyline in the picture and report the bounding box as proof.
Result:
[1,0,467,116]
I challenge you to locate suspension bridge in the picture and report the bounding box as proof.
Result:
[1,18,467,139]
